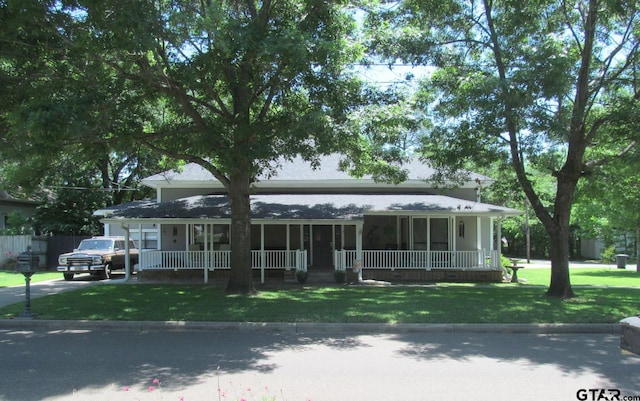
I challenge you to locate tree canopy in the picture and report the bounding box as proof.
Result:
[366,0,640,297]
[1,0,374,293]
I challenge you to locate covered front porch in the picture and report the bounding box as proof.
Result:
[104,193,518,283]
[131,213,503,283]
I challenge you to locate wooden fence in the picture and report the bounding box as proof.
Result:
[0,235,90,270]
[0,235,47,269]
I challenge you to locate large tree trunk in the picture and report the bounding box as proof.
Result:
[543,174,577,298]
[547,226,575,298]
[225,168,255,294]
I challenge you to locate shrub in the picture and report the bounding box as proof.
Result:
[600,245,616,263]
[295,269,307,284]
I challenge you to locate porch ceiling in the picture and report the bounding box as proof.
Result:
[101,194,521,223]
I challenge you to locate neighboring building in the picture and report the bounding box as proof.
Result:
[580,238,606,260]
[98,155,521,283]
[0,190,38,233]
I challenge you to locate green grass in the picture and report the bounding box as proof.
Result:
[0,271,63,288]
[0,267,638,324]
[0,282,638,324]
[516,266,640,287]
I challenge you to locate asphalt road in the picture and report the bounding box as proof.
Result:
[0,328,638,401]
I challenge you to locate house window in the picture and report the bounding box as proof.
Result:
[129,230,158,250]
[190,224,229,250]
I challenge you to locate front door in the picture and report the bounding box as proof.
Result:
[313,225,334,268]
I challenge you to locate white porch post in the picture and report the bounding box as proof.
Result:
[204,224,209,284]
[309,225,314,267]
[331,225,335,268]
[451,217,456,251]
[285,224,291,270]
[260,224,265,284]
[450,217,456,268]
[123,224,131,282]
[497,217,503,269]
[356,221,364,282]
[489,217,495,251]
[477,216,483,267]
[426,217,430,251]
[137,223,142,273]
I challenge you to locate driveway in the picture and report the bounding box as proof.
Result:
[0,274,107,308]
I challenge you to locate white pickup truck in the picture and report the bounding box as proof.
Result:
[57,236,139,281]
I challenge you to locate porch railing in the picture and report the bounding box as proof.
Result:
[334,249,500,271]
[137,249,498,283]
[138,249,308,283]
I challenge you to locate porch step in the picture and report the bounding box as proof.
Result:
[284,270,339,284]
[307,270,336,284]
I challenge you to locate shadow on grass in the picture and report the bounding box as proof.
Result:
[1,284,638,324]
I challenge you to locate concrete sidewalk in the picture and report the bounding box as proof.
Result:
[517,258,637,269]
[0,317,621,335]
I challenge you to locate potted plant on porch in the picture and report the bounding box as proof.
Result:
[333,269,346,284]
[296,269,308,284]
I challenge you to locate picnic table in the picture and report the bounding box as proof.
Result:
[508,258,524,283]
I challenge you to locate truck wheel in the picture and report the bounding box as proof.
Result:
[103,263,113,279]
[63,273,74,281]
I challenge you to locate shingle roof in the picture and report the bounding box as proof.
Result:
[105,193,520,222]
[141,154,493,189]
[93,199,157,217]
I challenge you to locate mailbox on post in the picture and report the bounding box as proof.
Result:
[16,248,39,319]
[17,252,39,274]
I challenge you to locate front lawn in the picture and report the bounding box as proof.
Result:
[0,283,637,324]
[515,266,640,287]
[0,267,638,324]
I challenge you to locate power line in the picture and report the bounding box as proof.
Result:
[46,185,140,191]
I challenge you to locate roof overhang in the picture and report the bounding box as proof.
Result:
[101,194,521,225]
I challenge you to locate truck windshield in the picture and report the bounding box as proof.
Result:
[77,240,113,251]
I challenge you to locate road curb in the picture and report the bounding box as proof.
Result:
[0,319,620,335]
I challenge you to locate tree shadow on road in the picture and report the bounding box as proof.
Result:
[0,328,638,400]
